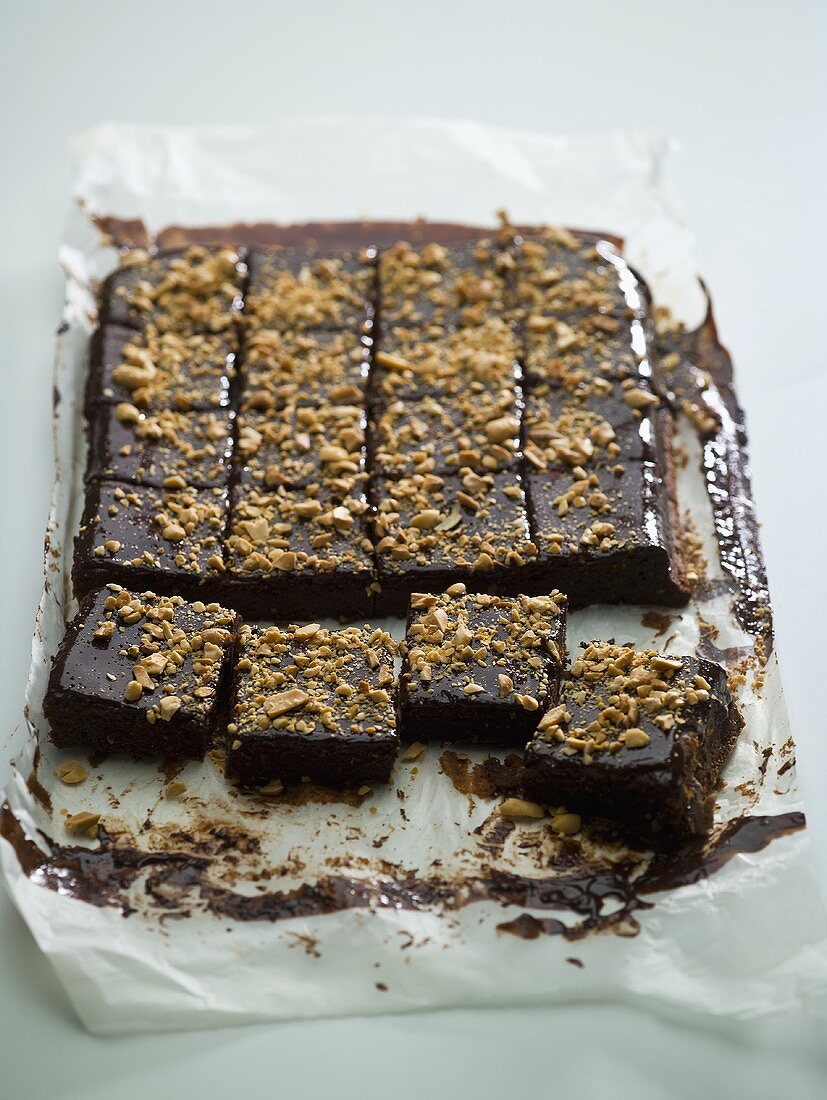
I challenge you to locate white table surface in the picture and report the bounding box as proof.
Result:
[1,1,826,1096]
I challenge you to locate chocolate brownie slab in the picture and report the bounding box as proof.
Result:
[86,325,235,412]
[522,642,743,837]
[73,480,228,601]
[398,585,567,746]
[85,404,234,490]
[378,238,515,329]
[223,480,375,620]
[246,248,375,335]
[226,623,397,787]
[241,329,370,413]
[45,586,238,758]
[100,247,245,335]
[372,469,537,616]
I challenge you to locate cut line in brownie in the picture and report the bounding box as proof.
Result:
[100,247,245,335]
[372,468,537,616]
[246,248,376,335]
[44,586,239,759]
[223,480,375,620]
[73,480,228,602]
[522,641,743,838]
[86,325,236,412]
[241,329,370,413]
[399,585,567,746]
[85,404,234,489]
[226,623,398,787]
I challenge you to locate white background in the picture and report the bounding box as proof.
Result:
[1,1,825,1096]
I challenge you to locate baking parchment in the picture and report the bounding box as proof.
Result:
[2,120,827,1035]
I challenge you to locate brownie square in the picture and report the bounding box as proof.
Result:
[372,469,537,616]
[523,326,648,388]
[372,386,521,478]
[223,480,374,620]
[527,458,688,607]
[241,329,370,413]
[44,586,239,759]
[522,642,743,838]
[399,586,567,746]
[246,248,375,335]
[85,404,234,489]
[515,230,633,323]
[226,623,398,787]
[378,239,514,328]
[86,325,235,412]
[522,380,665,471]
[73,480,228,601]
[372,319,520,404]
[100,247,245,335]
[235,403,366,489]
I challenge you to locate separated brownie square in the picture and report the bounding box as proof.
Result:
[100,247,245,335]
[235,403,366,489]
[241,329,370,413]
[398,585,567,746]
[522,642,743,837]
[372,469,537,616]
[223,480,375,620]
[45,586,239,758]
[378,239,514,328]
[85,405,234,490]
[246,248,375,335]
[86,325,236,412]
[226,623,398,787]
[73,481,228,601]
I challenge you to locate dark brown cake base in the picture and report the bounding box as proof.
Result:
[217,573,375,623]
[226,728,397,788]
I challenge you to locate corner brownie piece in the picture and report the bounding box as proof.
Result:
[378,239,514,329]
[398,585,567,745]
[86,325,235,412]
[85,404,234,489]
[515,229,637,325]
[73,481,228,601]
[226,623,398,787]
[223,480,374,620]
[45,587,239,758]
[100,247,245,335]
[241,329,369,412]
[372,469,537,616]
[246,248,375,335]
[522,642,743,837]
